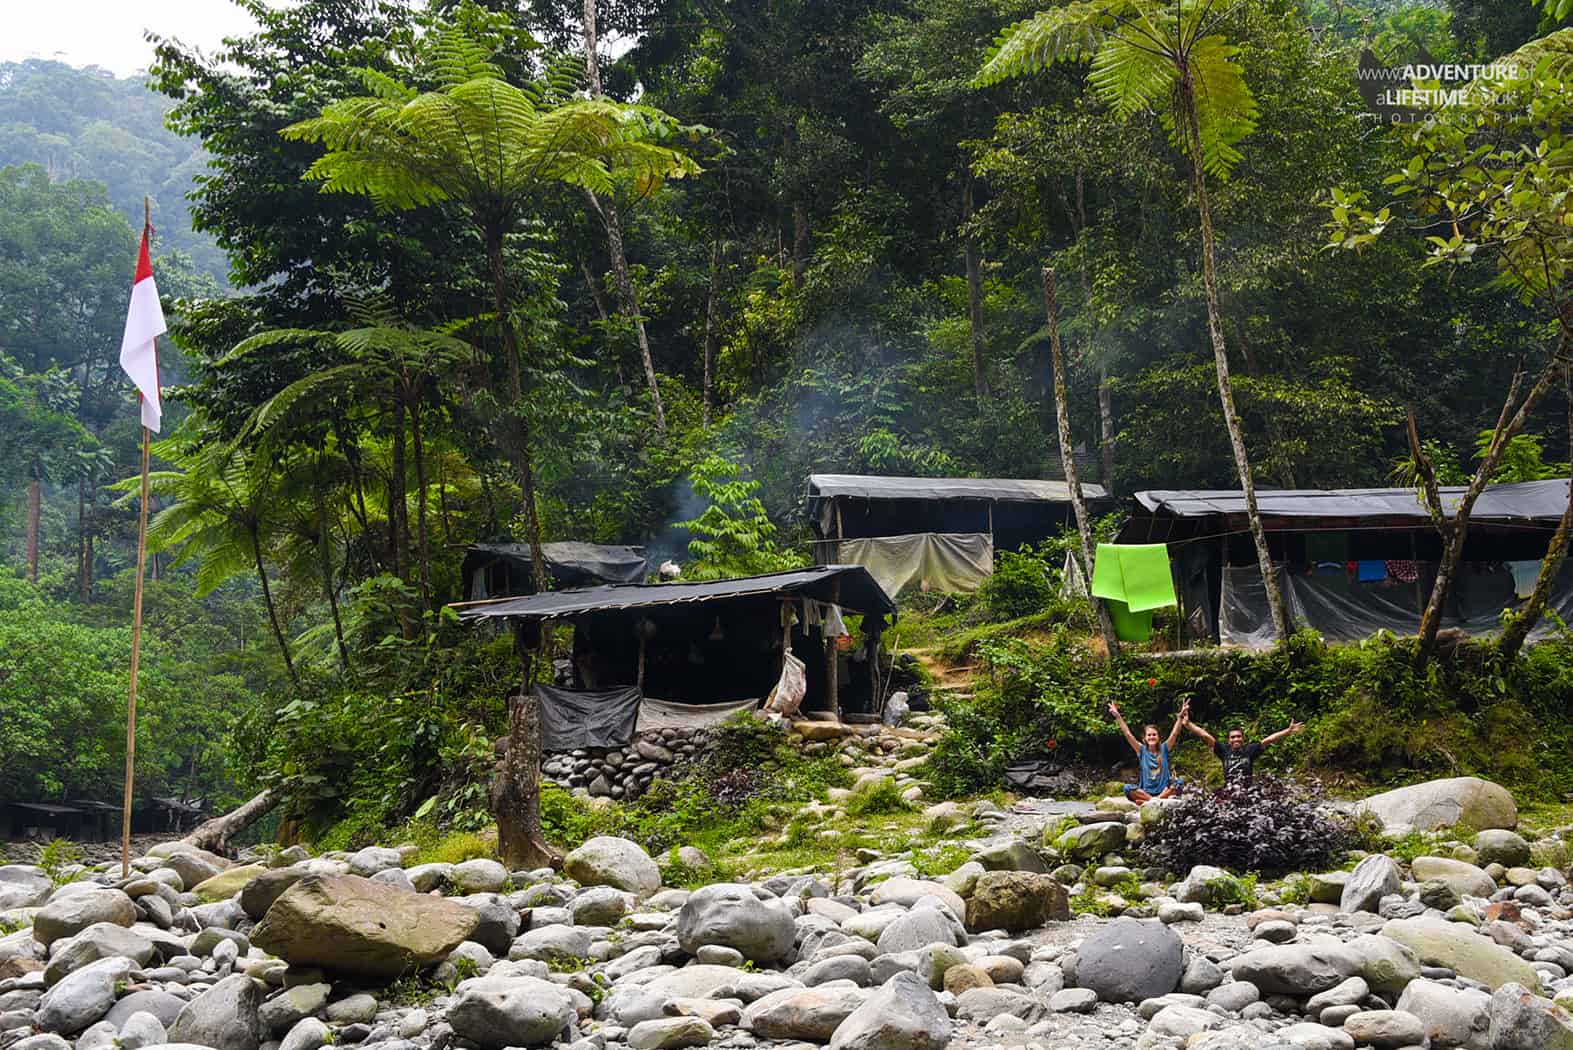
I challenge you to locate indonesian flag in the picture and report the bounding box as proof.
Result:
[120,229,166,433]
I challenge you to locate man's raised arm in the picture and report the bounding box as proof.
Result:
[1184,714,1216,749]
[1262,720,1306,748]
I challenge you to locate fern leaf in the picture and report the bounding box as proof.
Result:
[974,2,1114,86]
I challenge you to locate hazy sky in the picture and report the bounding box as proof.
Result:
[4,1,264,77]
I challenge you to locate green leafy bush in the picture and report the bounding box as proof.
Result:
[846,778,911,816]
[978,546,1057,619]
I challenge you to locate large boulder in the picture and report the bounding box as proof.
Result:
[1487,982,1573,1050]
[964,872,1069,933]
[34,956,135,1034]
[31,889,136,948]
[874,905,960,955]
[1409,857,1495,900]
[239,867,308,921]
[1472,830,1531,868]
[1228,941,1363,996]
[0,866,53,910]
[167,974,264,1050]
[742,985,867,1041]
[1380,917,1541,991]
[564,837,660,898]
[829,973,951,1050]
[251,874,478,978]
[1341,855,1401,914]
[191,864,268,903]
[676,884,795,964]
[1355,777,1516,833]
[1395,978,1491,1049]
[1055,822,1126,860]
[451,859,509,895]
[1343,934,1422,999]
[43,923,155,984]
[598,965,742,1026]
[1075,919,1183,1003]
[446,975,577,1048]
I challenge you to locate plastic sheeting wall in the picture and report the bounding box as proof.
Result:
[1219,560,1573,649]
[834,532,994,596]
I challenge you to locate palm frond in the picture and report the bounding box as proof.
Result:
[974,2,1115,86]
[1170,34,1257,179]
[1496,27,1573,82]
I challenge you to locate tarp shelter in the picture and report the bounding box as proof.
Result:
[463,542,648,600]
[807,474,1111,595]
[455,566,899,745]
[1119,480,1573,647]
[4,802,96,841]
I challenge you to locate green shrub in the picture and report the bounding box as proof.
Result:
[38,838,84,886]
[1204,872,1259,909]
[978,546,1058,620]
[846,778,911,816]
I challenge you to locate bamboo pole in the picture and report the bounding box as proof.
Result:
[122,199,154,877]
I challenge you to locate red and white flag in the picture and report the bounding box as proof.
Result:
[120,228,166,433]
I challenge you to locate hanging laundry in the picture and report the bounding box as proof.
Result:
[1385,560,1419,584]
[820,603,849,638]
[1105,599,1155,642]
[1509,560,1540,599]
[1090,543,1178,612]
[1357,560,1387,582]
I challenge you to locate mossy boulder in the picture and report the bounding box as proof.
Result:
[192,864,268,903]
[964,871,1070,933]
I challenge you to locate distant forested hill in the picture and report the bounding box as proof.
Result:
[0,60,226,283]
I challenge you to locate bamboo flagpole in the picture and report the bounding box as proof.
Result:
[119,197,166,876]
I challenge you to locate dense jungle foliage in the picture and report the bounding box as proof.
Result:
[3,0,1573,840]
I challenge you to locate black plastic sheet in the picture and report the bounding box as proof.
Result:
[534,685,641,750]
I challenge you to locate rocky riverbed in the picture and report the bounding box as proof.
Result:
[3,776,1573,1050]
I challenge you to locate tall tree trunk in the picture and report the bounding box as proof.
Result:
[410,387,432,615]
[580,258,626,386]
[1179,73,1290,643]
[703,240,722,426]
[26,460,41,584]
[78,473,91,601]
[251,525,299,688]
[792,201,809,287]
[1497,371,1573,659]
[1413,336,1572,663]
[336,418,381,574]
[963,178,991,400]
[1043,267,1120,655]
[314,455,350,673]
[485,226,556,872]
[1098,368,1116,494]
[582,0,666,433]
[389,395,408,583]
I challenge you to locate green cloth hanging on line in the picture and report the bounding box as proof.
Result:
[1105,599,1155,642]
[1090,543,1178,612]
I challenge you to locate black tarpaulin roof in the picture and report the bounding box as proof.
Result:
[1134,479,1570,524]
[465,542,648,586]
[455,565,896,622]
[809,474,1108,503]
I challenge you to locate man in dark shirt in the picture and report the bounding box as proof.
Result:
[1184,716,1304,783]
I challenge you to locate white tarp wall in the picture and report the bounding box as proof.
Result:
[834,532,994,596]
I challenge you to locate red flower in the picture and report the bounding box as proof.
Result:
[1044,738,1058,751]
[1147,677,1158,687]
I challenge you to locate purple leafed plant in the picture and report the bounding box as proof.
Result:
[1138,775,1355,875]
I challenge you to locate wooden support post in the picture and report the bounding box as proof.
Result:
[637,632,648,691]
[824,580,841,721]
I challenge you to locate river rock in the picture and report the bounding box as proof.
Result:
[251,874,479,978]
[1394,978,1490,1049]
[1355,777,1516,833]
[1341,855,1401,914]
[0,867,53,910]
[1229,941,1362,996]
[964,871,1069,933]
[1056,822,1126,859]
[43,923,155,984]
[1343,1009,1425,1047]
[1472,829,1530,867]
[446,975,576,1048]
[598,965,745,1025]
[166,973,263,1050]
[564,837,661,898]
[34,956,134,1034]
[874,906,959,955]
[1410,857,1496,900]
[868,879,966,917]
[191,864,267,902]
[257,983,331,1033]
[451,859,509,895]
[828,972,951,1050]
[1380,917,1541,991]
[239,868,308,921]
[1076,919,1182,1003]
[676,883,795,964]
[118,1011,168,1050]
[31,890,136,948]
[743,985,867,1040]
[1487,982,1573,1050]
[627,1016,716,1050]
[105,991,188,1030]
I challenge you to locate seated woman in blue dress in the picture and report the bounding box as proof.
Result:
[1109,698,1187,805]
